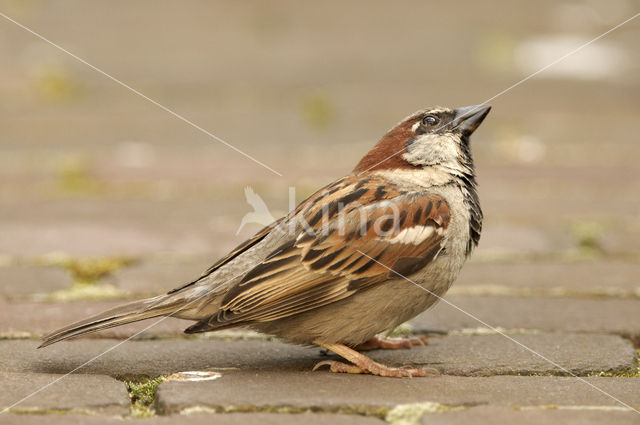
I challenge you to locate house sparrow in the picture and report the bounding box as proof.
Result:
[40,104,491,378]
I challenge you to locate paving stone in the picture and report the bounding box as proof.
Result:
[454,262,640,298]
[479,166,640,217]
[0,199,245,259]
[475,223,571,255]
[0,340,318,379]
[0,213,218,259]
[372,333,637,377]
[1,333,635,380]
[0,413,384,424]
[413,296,640,343]
[0,372,129,415]
[110,260,213,295]
[0,266,71,298]
[0,299,188,337]
[155,373,640,415]
[0,2,639,422]
[420,406,640,425]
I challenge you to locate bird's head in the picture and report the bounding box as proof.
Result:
[353,104,491,176]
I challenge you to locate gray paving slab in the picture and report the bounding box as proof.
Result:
[110,260,213,295]
[155,373,640,415]
[0,199,227,258]
[454,262,640,298]
[372,333,637,377]
[5,286,640,341]
[0,372,129,415]
[475,222,573,255]
[413,296,640,343]
[0,266,71,298]
[420,406,640,425]
[0,299,189,337]
[0,339,318,379]
[1,332,635,380]
[0,412,385,424]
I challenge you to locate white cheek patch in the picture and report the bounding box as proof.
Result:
[388,225,435,245]
[403,133,462,169]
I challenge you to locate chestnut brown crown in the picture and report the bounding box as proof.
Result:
[353,105,491,174]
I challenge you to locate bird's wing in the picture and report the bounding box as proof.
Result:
[186,175,450,331]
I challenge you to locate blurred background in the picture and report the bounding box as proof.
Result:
[0,1,638,318]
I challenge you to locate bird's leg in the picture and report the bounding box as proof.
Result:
[353,334,441,351]
[312,341,439,378]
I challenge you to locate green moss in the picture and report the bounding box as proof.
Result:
[126,376,165,418]
[32,64,83,103]
[32,253,136,301]
[46,283,127,302]
[302,91,336,129]
[36,254,137,301]
[0,332,34,340]
[569,220,605,258]
[515,404,559,411]
[594,350,640,378]
[56,256,137,285]
[55,156,103,194]
[386,402,461,425]
[177,404,389,418]
[596,371,640,378]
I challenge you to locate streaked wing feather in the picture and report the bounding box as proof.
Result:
[199,175,450,330]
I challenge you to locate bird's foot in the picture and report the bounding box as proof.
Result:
[354,334,441,351]
[313,341,439,378]
[313,359,439,378]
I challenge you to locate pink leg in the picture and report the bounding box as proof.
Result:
[354,334,441,351]
[313,341,439,378]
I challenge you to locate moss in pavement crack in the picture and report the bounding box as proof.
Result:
[125,376,165,418]
[55,256,138,285]
[37,254,138,301]
[178,405,389,418]
[386,402,464,425]
[596,349,640,378]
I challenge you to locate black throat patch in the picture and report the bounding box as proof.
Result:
[458,137,483,256]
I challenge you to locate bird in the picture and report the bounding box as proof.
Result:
[236,186,276,235]
[40,104,491,378]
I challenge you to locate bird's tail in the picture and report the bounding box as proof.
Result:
[38,294,188,348]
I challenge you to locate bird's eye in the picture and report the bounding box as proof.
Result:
[422,115,439,126]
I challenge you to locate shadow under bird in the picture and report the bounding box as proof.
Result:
[40,104,491,378]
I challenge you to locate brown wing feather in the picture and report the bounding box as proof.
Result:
[190,175,450,331]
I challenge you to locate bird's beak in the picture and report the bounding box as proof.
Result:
[453,104,491,135]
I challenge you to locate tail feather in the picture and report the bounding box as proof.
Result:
[38,295,181,348]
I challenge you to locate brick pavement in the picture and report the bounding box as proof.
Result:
[1,1,639,424]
